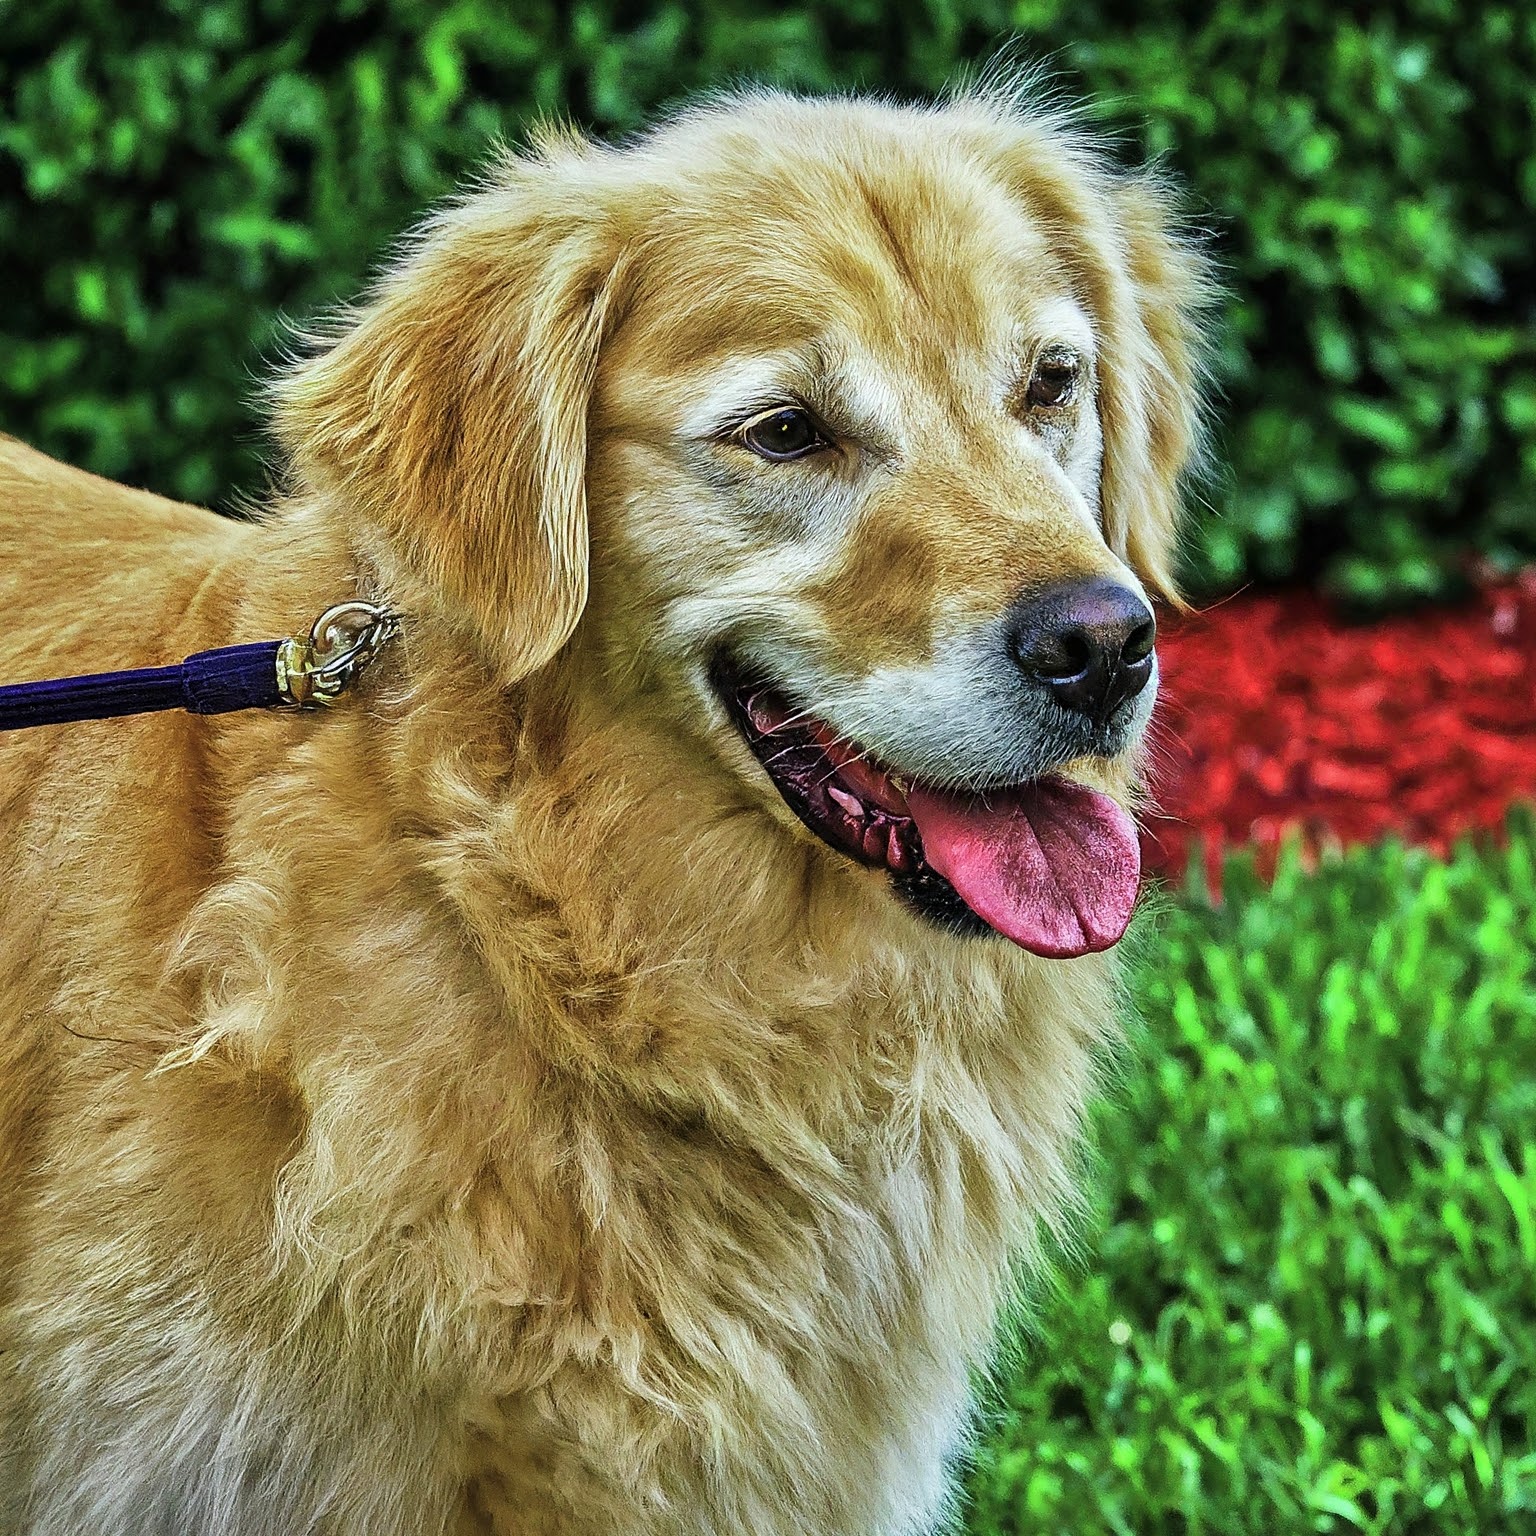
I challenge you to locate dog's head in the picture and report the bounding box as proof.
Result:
[277,88,1208,958]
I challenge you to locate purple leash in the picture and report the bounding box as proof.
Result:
[0,602,397,732]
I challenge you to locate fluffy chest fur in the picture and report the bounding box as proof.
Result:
[180,671,1114,1534]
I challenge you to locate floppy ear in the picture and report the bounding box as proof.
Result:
[966,103,1211,604]
[1090,173,1211,606]
[274,150,626,681]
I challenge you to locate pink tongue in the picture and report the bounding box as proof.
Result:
[904,778,1141,958]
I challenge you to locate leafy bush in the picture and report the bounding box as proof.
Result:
[2,0,1533,602]
[966,818,1536,1532]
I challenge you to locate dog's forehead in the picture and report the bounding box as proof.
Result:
[615,125,1076,378]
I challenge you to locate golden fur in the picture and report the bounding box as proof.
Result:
[0,87,1205,1535]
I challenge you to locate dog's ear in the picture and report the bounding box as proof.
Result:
[968,103,1211,604]
[1089,173,1211,606]
[275,149,626,681]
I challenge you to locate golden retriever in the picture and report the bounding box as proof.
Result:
[0,84,1205,1535]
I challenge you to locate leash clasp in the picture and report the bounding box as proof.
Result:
[276,601,398,708]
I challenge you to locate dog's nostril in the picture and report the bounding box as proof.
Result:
[1028,627,1096,682]
[1122,617,1157,667]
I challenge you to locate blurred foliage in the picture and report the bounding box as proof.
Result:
[1,0,1533,602]
[967,815,1536,1532]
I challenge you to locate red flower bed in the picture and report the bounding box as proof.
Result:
[1142,573,1536,886]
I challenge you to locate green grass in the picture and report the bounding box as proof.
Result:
[966,813,1536,1534]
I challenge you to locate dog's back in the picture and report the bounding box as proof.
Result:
[0,436,249,678]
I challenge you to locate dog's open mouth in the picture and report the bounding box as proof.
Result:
[717,665,1142,958]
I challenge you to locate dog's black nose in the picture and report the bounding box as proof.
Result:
[1008,577,1157,722]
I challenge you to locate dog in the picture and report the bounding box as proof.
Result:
[0,84,1206,1535]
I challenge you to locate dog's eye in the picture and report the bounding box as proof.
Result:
[739,407,829,462]
[1025,350,1081,410]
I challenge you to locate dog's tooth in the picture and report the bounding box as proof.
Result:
[828,786,864,820]
[887,824,913,871]
[861,821,886,860]
[747,695,780,734]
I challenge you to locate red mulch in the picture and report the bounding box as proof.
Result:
[1142,572,1536,886]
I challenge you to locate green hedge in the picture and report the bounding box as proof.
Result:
[3,1,1534,604]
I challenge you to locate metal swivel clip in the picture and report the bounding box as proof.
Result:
[276,601,399,708]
